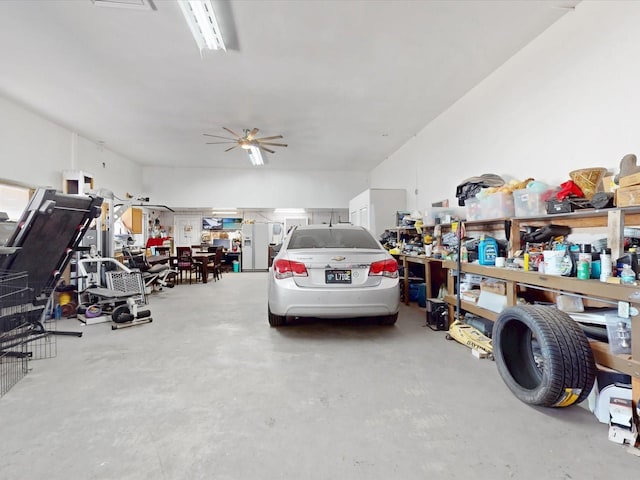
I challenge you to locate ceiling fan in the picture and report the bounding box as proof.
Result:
[203,127,288,154]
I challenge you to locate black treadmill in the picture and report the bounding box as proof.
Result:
[0,188,103,337]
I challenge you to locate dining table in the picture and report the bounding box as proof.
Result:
[192,251,216,284]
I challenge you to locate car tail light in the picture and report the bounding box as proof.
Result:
[274,259,308,279]
[369,259,398,278]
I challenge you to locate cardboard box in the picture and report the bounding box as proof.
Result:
[472,348,489,359]
[480,279,506,296]
[616,185,640,207]
[619,171,640,188]
[477,290,507,313]
[608,397,638,445]
[461,289,480,303]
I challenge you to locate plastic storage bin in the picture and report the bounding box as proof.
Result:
[423,207,465,226]
[513,189,546,217]
[478,192,515,220]
[465,198,482,221]
[409,283,421,302]
[417,283,427,307]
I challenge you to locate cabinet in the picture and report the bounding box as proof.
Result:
[349,188,406,239]
[62,169,94,195]
[121,207,143,234]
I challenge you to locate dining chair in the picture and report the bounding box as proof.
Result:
[176,246,202,284]
[206,246,223,281]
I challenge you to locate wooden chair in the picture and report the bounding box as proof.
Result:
[206,246,223,281]
[176,246,202,284]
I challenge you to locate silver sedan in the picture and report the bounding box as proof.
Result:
[267,224,400,326]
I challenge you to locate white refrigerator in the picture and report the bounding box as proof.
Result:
[241,223,270,271]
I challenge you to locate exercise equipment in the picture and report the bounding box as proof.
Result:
[76,256,153,329]
[0,188,103,342]
[121,246,177,293]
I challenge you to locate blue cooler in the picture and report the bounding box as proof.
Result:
[409,283,421,302]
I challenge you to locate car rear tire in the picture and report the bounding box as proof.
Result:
[268,307,286,327]
[492,305,596,407]
[378,313,398,325]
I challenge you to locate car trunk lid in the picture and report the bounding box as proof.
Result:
[284,249,393,288]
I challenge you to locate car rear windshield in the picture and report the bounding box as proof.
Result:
[288,228,380,249]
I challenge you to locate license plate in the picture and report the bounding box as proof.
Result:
[325,269,352,284]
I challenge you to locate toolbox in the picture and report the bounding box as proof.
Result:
[545,198,592,214]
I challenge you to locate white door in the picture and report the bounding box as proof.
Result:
[174,215,201,247]
[359,206,369,229]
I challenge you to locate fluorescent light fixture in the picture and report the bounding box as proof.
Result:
[274,208,306,214]
[211,210,237,215]
[177,0,226,51]
[92,0,156,10]
[248,146,264,166]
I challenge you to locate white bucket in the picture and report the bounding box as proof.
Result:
[543,250,564,276]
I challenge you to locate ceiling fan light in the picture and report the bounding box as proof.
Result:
[248,146,264,166]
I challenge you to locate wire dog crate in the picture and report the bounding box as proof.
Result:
[0,269,59,398]
[0,270,31,397]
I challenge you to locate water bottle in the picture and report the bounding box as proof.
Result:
[578,244,592,278]
[620,264,636,285]
[600,248,612,282]
[577,260,589,280]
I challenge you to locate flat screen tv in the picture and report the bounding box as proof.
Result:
[222,217,243,230]
[213,238,231,250]
[202,217,223,230]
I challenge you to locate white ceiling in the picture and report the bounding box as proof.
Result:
[0,0,578,172]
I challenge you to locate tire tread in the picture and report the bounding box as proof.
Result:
[493,305,596,408]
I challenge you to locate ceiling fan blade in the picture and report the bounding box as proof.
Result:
[259,146,275,154]
[259,142,288,147]
[247,128,259,139]
[253,135,283,141]
[203,133,237,140]
[225,145,238,152]
[206,141,238,144]
[222,127,242,138]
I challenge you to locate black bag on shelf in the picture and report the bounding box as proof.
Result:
[521,225,571,243]
[455,174,505,207]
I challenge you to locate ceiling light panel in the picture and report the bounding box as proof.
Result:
[91,0,156,10]
[177,0,226,51]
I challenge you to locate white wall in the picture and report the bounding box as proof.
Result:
[371,1,640,212]
[142,166,368,209]
[0,95,142,198]
[1,95,367,211]
[0,96,69,188]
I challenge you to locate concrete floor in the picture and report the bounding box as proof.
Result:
[0,272,637,479]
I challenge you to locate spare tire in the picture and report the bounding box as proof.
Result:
[493,305,596,407]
